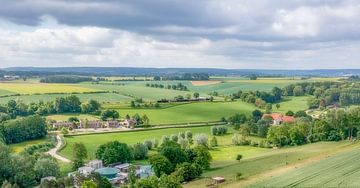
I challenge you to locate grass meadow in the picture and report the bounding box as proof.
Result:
[248,142,360,188]
[60,126,214,160]
[9,137,51,153]
[185,141,358,188]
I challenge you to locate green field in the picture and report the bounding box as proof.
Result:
[0,83,102,94]
[9,137,51,153]
[186,141,358,188]
[106,97,308,125]
[0,92,132,104]
[249,142,360,187]
[60,126,214,160]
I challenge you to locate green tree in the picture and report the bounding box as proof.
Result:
[72,142,88,170]
[149,154,173,177]
[34,156,60,179]
[193,92,200,99]
[193,146,212,169]
[132,143,148,160]
[95,141,133,165]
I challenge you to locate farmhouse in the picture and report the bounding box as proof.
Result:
[105,120,120,128]
[52,122,75,130]
[85,120,103,129]
[262,113,295,125]
[121,119,137,129]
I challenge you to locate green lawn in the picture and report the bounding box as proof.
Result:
[60,126,214,160]
[185,141,357,188]
[249,142,360,187]
[9,137,51,153]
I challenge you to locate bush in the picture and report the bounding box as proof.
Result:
[232,134,251,146]
[211,125,228,136]
[133,143,148,160]
[178,137,188,149]
[194,133,208,147]
[185,131,193,140]
[170,134,179,142]
[161,135,170,144]
[178,132,185,139]
[24,142,55,155]
[210,137,218,147]
[143,140,153,150]
[152,139,159,148]
[250,140,258,147]
[236,154,242,161]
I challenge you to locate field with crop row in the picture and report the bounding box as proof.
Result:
[0,83,102,94]
[249,142,360,187]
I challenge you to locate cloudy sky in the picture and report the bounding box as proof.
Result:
[0,0,360,69]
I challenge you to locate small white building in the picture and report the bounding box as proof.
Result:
[88,159,103,170]
[78,166,95,176]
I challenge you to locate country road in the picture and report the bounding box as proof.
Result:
[47,135,71,163]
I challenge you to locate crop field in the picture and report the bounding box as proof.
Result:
[0,83,102,94]
[82,83,193,101]
[249,143,360,188]
[185,141,358,188]
[0,92,133,104]
[60,126,213,160]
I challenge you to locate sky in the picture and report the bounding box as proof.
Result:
[0,0,360,69]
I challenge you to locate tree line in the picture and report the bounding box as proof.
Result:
[156,73,210,81]
[146,82,188,91]
[0,96,101,123]
[40,75,93,83]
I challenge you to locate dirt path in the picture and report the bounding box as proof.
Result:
[47,135,71,163]
[223,143,359,188]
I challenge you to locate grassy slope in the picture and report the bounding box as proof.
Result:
[0,88,17,97]
[9,137,51,153]
[185,141,356,188]
[82,83,194,101]
[60,126,213,160]
[112,101,256,124]
[249,142,360,187]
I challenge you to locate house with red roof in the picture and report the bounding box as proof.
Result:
[262,113,295,125]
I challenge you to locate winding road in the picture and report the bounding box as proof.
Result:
[47,135,71,163]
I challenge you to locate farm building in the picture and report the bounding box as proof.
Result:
[262,113,295,125]
[105,120,120,128]
[88,159,103,170]
[85,120,103,129]
[121,119,137,129]
[52,122,75,130]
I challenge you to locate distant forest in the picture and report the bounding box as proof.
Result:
[40,75,93,83]
[2,67,360,77]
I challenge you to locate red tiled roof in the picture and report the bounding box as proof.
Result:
[282,116,295,123]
